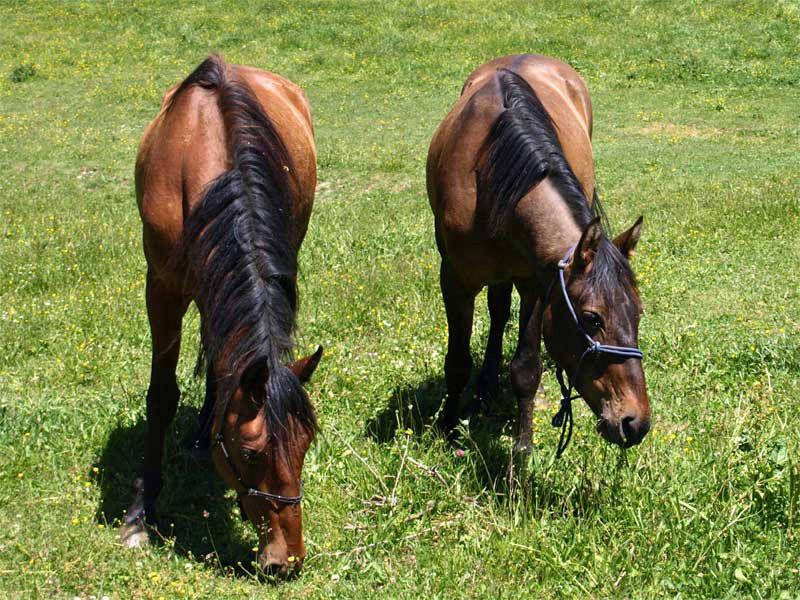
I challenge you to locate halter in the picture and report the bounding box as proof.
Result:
[547,245,644,457]
[214,431,303,507]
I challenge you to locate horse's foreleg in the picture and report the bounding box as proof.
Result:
[439,261,477,435]
[121,270,187,546]
[474,281,512,415]
[510,293,543,453]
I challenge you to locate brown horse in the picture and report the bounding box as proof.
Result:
[119,56,322,577]
[427,55,650,453]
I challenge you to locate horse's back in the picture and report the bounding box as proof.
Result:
[463,54,593,146]
[135,63,316,290]
[236,65,317,218]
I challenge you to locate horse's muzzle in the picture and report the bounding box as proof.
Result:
[597,415,651,448]
[258,552,304,580]
[621,414,651,446]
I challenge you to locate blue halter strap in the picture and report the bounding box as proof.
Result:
[548,245,644,457]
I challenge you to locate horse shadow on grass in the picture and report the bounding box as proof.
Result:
[364,357,614,518]
[94,400,256,574]
[364,364,518,486]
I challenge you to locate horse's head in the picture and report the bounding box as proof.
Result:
[542,217,650,448]
[212,346,322,578]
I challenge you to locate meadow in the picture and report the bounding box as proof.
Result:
[1,1,799,598]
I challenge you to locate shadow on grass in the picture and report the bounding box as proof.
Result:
[364,374,447,443]
[364,362,613,519]
[364,365,518,480]
[364,345,526,443]
[94,402,255,575]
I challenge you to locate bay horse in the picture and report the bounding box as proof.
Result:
[119,55,322,578]
[427,55,650,454]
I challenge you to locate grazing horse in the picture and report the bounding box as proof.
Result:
[427,55,650,453]
[120,56,322,577]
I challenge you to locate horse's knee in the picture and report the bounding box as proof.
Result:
[445,351,472,384]
[510,355,541,398]
[146,377,180,422]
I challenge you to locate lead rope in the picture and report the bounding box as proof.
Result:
[552,346,594,458]
[552,366,575,458]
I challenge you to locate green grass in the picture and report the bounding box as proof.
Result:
[1,0,799,598]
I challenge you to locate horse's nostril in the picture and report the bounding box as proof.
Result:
[258,557,303,580]
[621,415,650,445]
[260,560,290,579]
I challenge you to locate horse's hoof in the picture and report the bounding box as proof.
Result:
[466,392,496,418]
[437,414,454,434]
[118,519,150,548]
[437,415,463,442]
[475,383,498,412]
[464,399,481,418]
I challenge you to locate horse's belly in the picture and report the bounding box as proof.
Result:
[443,233,534,287]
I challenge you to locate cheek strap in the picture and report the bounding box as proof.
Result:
[214,432,304,507]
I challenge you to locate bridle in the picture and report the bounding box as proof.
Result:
[214,432,304,507]
[546,245,644,457]
[213,429,304,508]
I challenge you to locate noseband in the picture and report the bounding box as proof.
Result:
[214,432,304,507]
[547,245,644,457]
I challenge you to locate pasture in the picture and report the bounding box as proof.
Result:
[1,1,798,598]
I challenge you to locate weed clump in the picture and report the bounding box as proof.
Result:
[10,64,36,83]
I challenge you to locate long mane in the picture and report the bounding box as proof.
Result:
[173,55,316,451]
[479,67,635,300]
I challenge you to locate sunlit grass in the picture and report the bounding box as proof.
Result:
[0,1,798,598]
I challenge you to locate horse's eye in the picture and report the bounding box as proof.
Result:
[241,448,259,463]
[583,311,604,332]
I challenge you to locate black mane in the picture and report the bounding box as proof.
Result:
[583,238,638,305]
[175,56,316,451]
[479,68,600,233]
[479,67,635,300]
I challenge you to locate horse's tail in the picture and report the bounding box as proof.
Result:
[479,68,590,236]
[177,55,316,444]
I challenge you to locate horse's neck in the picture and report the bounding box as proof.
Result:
[517,176,584,271]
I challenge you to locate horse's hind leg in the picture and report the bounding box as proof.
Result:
[473,281,512,416]
[120,270,188,547]
[510,292,544,453]
[438,261,477,435]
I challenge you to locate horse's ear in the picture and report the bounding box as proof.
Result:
[160,83,180,108]
[613,216,643,260]
[574,217,603,268]
[288,346,323,384]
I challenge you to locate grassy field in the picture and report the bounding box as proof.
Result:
[1,1,799,598]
